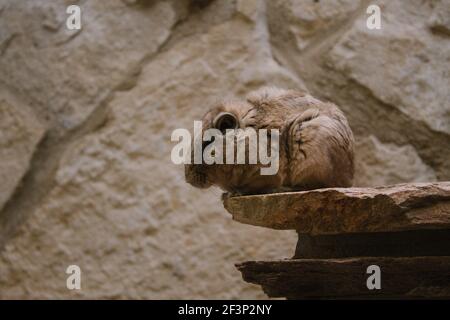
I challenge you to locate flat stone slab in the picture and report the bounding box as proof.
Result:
[237,256,450,299]
[223,182,450,235]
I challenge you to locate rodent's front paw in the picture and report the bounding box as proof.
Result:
[221,191,244,201]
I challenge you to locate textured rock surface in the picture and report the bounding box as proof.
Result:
[0,90,45,211]
[267,0,362,52]
[327,0,450,135]
[428,0,450,36]
[224,182,450,234]
[0,0,448,299]
[237,257,450,299]
[0,0,186,135]
[354,135,437,187]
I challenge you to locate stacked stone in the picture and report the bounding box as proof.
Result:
[224,182,450,298]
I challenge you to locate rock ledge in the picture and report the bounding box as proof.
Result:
[223,182,450,235]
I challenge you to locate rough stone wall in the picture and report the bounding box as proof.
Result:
[0,0,448,299]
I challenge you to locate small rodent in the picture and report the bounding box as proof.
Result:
[185,87,354,195]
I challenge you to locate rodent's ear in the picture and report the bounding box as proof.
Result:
[298,108,320,123]
[213,112,240,133]
[246,87,288,106]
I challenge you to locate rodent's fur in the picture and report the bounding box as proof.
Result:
[185,87,354,195]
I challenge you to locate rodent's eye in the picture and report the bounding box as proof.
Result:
[213,112,239,134]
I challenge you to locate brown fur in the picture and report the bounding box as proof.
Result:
[185,87,354,195]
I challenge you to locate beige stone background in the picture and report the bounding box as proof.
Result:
[0,0,449,299]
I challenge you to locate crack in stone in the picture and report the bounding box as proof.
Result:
[0,13,184,249]
[0,33,17,56]
[0,0,240,249]
[298,0,372,60]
